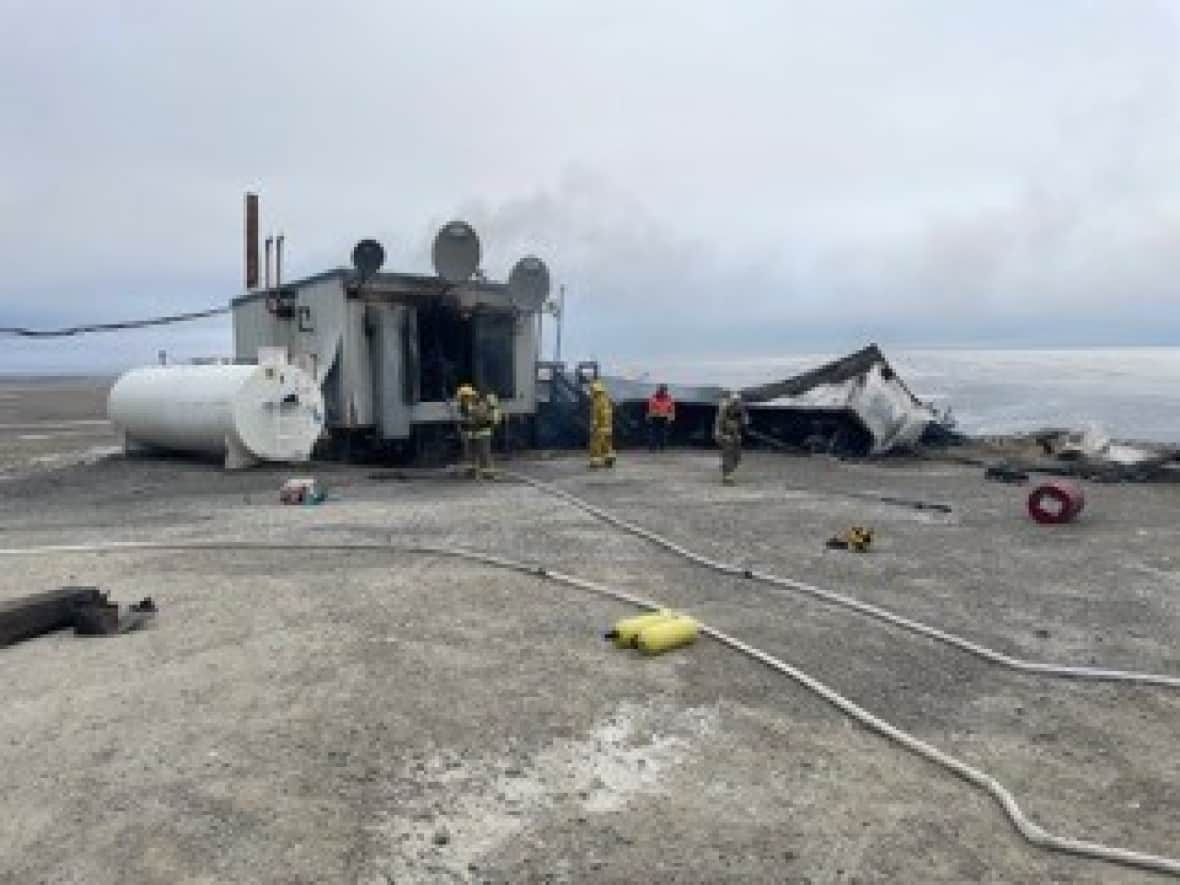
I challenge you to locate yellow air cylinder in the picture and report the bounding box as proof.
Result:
[636,615,699,655]
[606,609,675,648]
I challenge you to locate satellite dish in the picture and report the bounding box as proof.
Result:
[507,255,551,311]
[432,220,481,284]
[351,239,385,279]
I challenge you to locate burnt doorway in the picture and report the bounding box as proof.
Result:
[473,313,516,400]
[416,305,516,402]
[417,303,475,402]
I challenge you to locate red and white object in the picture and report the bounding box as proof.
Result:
[1027,480,1086,524]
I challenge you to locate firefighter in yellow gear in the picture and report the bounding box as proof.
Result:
[455,383,501,479]
[588,379,617,468]
[714,390,748,485]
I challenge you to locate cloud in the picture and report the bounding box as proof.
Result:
[1,0,1177,371]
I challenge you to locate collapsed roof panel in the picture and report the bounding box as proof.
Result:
[603,344,936,454]
[741,344,921,404]
[751,362,935,454]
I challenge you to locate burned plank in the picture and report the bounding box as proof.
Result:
[0,586,104,648]
[73,597,157,636]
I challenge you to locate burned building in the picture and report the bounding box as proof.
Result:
[231,218,550,459]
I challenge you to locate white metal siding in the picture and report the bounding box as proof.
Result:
[339,297,373,426]
[371,303,411,439]
[232,297,281,361]
[234,273,541,438]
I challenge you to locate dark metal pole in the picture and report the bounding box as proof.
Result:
[555,284,565,363]
[244,193,259,290]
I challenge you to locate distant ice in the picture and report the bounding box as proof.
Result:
[608,347,1180,443]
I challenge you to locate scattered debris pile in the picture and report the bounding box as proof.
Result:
[1034,427,1176,475]
[589,344,945,456]
[956,428,1180,484]
[741,344,940,455]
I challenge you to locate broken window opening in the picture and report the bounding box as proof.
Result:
[416,305,515,402]
[417,303,474,402]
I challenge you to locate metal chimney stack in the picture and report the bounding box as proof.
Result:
[275,234,284,287]
[244,193,260,290]
[264,236,274,290]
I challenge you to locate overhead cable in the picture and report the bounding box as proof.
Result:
[0,305,230,338]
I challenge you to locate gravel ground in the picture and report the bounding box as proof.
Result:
[0,377,117,479]
[0,381,1178,884]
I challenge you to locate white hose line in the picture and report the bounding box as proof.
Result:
[508,472,1180,690]
[1,538,1178,875]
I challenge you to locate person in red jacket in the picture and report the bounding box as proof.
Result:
[646,384,676,451]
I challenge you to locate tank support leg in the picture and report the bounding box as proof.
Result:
[224,436,258,470]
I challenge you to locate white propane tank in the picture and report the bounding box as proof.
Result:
[107,361,325,469]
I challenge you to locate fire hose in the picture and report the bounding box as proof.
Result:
[506,471,1180,690]
[0,538,1177,876]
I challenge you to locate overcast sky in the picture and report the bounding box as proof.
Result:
[2,0,1178,372]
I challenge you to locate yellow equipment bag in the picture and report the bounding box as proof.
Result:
[605,609,675,648]
[636,615,699,655]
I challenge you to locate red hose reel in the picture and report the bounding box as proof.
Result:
[1027,480,1086,524]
